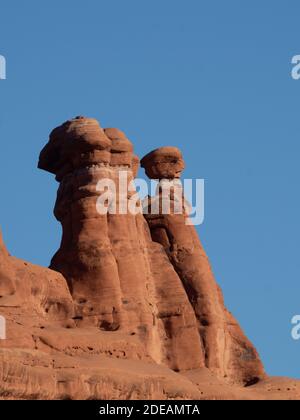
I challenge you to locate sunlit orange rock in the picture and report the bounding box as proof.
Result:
[0,117,299,400]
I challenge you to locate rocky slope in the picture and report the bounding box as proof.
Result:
[0,116,299,400]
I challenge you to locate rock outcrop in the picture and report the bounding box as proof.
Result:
[0,116,299,400]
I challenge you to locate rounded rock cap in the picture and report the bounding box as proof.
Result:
[38,117,137,180]
[141,146,185,179]
[38,116,111,175]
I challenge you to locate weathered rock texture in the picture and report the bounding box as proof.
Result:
[0,116,299,400]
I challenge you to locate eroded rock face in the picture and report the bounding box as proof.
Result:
[0,228,75,360]
[1,116,299,400]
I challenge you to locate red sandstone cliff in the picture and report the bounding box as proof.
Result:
[0,116,299,400]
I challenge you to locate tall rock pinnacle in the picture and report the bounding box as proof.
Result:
[141,147,264,383]
[38,116,204,372]
[37,117,264,384]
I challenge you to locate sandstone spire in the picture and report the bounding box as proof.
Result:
[38,116,204,372]
[37,117,264,384]
[141,147,264,383]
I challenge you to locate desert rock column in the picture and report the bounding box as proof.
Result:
[141,147,265,384]
[38,117,204,371]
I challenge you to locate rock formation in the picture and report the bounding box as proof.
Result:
[141,147,264,383]
[38,117,204,373]
[0,116,299,400]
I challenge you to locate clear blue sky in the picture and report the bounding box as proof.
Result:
[0,0,299,378]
